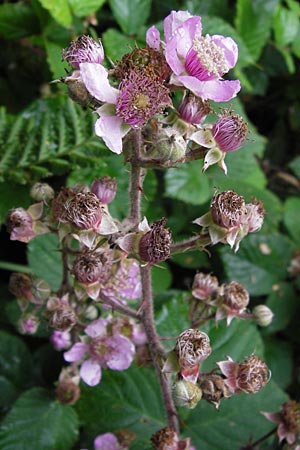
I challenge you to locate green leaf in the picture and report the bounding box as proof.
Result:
[0,182,31,225]
[102,28,137,60]
[0,331,32,390]
[37,0,72,28]
[171,249,209,270]
[288,155,300,177]
[27,234,62,291]
[283,197,300,244]
[202,15,254,68]
[273,5,300,47]
[0,96,105,184]
[165,161,211,206]
[184,380,287,450]
[108,0,151,35]
[235,0,279,61]
[0,388,79,450]
[0,3,40,40]
[75,366,164,439]
[152,263,172,294]
[220,233,294,296]
[266,282,298,333]
[44,39,67,80]
[264,337,293,389]
[69,0,106,17]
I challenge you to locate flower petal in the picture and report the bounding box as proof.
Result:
[85,318,108,338]
[80,62,119,103]
[146,25,161,50]
[176,76,241,102]
[94,433,119,450]
[64,342,88,362]
[105,335,135,370]
[95,115,130,154]
[163,10,195,42]
[80,359,102,386]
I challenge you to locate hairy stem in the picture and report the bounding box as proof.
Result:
[139,265,179,433]
[171,233,211,254]
[128,130,144,229]
[99,292,138,320]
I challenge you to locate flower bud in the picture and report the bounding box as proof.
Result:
[253,305,274,327]
[146,128,187,165]
[192,272,219,301]
[30,182,54,202]
[198,374,231,408]
[55,379,81,405]
[223,281,249,311]
[91,176,117,204]
[65,192,102,230]
[9,272,33,301]
[139,218,172,263]
[178,93,211,125]
[172,380,202,409]
[175,329,211,369]
[210,190,247,229]
[6,208,35,243]
[62,35,104,69]
[212,110,248,152]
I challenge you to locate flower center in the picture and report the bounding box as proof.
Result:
[185,35,229,80]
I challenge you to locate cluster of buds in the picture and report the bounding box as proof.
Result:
[194,190,265,251]
[189,271,273,326]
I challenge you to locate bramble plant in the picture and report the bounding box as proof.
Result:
[1,2,300,450]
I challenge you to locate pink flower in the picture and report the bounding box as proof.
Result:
[91,176,117,204]
[51,330,72,351]
[64,318,135,386]
[262,400,300,445]
[94,433,120,450]
[153,10,240,102]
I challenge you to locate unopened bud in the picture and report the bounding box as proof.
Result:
[253,305,274,327]
[178,93,211,125]
[175,329,211,369]
[30,182,54,202]
[210,190,247,229]
[55,379,80,405]
[172,380,202,409]
[91,176,117,204]
[139,218,171,263]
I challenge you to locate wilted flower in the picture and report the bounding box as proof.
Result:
[198,373,232,409]
[216,281,250,325]
[64,317,135,386]
[62,35,104,69]
[246,199,265,233]
[9,272,33,302]
[139,218,172,263]
[191,272,219,301]
[175,329,211,369]
[55,379,81,405]
[262,400,300,445]
[217,355,270,394]
[47,294,77,331]
[172,380,202,409]
[64,192,103,231]
[147,11,240,101]
[210,190,247,229]
[6,208,35,243]
[91,176,117,204]
[151,427,192,450]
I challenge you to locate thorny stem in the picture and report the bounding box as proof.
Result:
[139,264,179,433]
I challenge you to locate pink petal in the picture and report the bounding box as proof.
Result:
[163,10,194,42]
[80,359,102,386]
[95,115,130,154]
[85,318,108,338]
[64,342,88,362]
[94,433,119,450]
[146,25,161,50]
[261,411,282,424]
[211,35,239,69]
[217,358,237,378]
[176,76,241,102]
[80,62,118,104]
[105,335,135,370]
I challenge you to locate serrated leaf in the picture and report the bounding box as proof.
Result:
[165,161,211,206]
[0,331,33,390]
[220,233,294,296]
[202,15,254,68]
[27,234,62,291]
[0,97,105,184]
[37,0,72,28]
[108,0,151,35]
[44,39,67,79]
[69,0,106,17]
[75,366,164,439]
[0,388,79,450]
[235,0,280,61]
[283,196,300,243]
[0,3,40,40]
[273,5,300,47]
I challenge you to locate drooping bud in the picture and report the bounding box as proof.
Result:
[62,35,104,69]
[175,329,211,369]
[91,176,117,204]
[64,192,103,230]
[55,379,81,405]
[73,250,113,284]
[172,380,202,409]
[30,182,54,202]
[139,218,172,263]
[223,281,249,312]
[252,305,274,327]
[6,208,35,243]
[192,272,219,301]
[178,93,211,125]
[212,110,248,152]
[246,199,265,233]
[210,190,247,229]
[198,374,232,408]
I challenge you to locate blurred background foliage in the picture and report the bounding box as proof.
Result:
[0,0,300,449]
